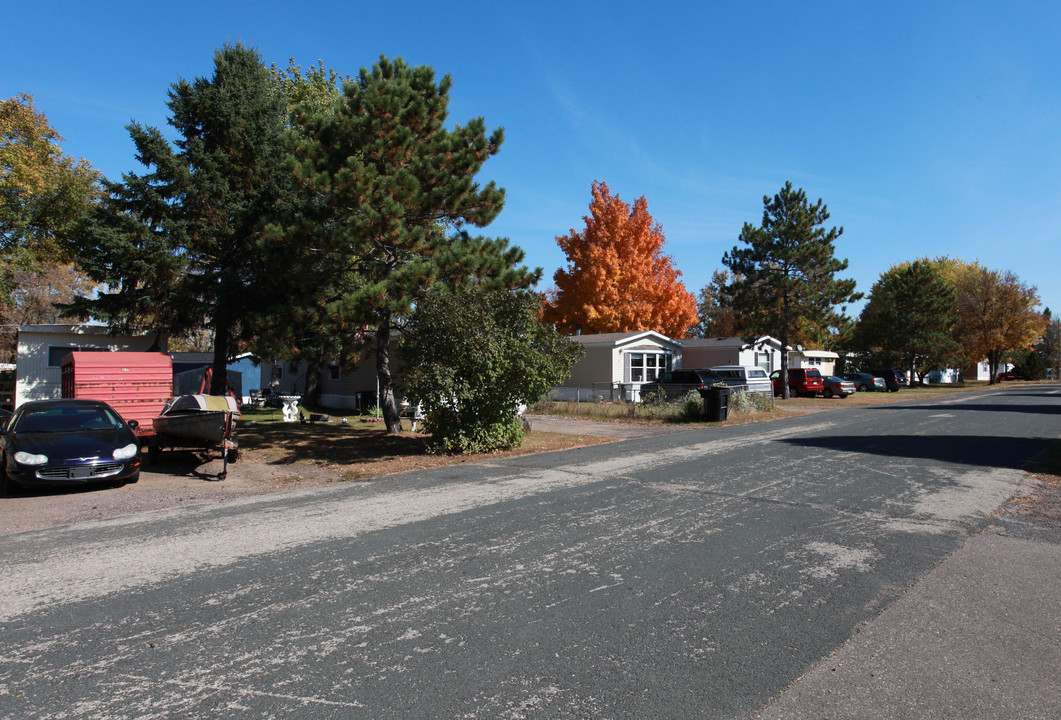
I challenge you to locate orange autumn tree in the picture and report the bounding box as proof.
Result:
[543,181,698,338]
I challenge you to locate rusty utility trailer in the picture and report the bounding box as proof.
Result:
[61,351,173,440]
[61,352,239,476]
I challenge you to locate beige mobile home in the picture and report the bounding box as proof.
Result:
[561,331,685,401]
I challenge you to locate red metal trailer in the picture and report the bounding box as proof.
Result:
[61,352,173,439]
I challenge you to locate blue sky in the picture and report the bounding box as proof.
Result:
[5,1,1059,319]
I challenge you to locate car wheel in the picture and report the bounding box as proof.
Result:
[858,383,869,391]
[0,462,19,496]
[824,388,834,398]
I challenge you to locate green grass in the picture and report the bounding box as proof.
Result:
[532,380,1054,425]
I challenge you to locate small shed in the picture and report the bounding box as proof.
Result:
[789,348,840,376]
[228,353,263,402]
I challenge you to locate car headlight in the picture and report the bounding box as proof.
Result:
[14,451,48,466]
[112,443,139,461]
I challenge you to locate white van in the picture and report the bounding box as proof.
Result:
[709,365,772,394]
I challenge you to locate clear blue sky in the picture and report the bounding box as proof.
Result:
[5,1,1059,319]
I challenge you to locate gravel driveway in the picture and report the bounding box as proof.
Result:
[1,416,647,536]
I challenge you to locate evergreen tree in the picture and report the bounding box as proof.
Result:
[283,55,537,434]
[250,60,349,407]
[854,259,962,382]
[70,43,293,393]
[723,182,861,399]
[688,269,738,338]
[1034,308,1060,378]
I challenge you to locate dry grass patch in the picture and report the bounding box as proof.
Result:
[238,409,615,481]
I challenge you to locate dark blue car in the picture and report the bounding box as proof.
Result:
[1,399,142,493]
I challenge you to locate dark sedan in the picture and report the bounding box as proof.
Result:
[822,375,855,398]
[1,399,142,492]
[842,372,888,392]
[869,368,908,392]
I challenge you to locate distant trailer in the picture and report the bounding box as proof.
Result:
[61,351,173,439]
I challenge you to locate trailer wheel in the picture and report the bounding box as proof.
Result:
[226,447,240,464]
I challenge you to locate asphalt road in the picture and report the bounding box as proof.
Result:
[1,386,1059,719]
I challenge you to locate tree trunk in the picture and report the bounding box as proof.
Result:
[375,313,404,434]
[987,350,1000,384]
[779,327,791,400]
[302,351,324,408]
[211,317,230,396]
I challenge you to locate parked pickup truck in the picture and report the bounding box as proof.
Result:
[709,365,773,394]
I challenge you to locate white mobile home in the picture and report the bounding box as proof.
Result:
[15,324,167,407]
[681,336,786,374]
[789,348,840,376]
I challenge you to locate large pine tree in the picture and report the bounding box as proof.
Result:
[724,182,860,399]
[71,43,292,393]
[283,55,537,433]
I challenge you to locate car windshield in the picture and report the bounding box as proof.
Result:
[14,405,125,433]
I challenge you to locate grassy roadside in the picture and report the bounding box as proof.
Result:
[531,379,1008,425]
[236,408,617,481]
[237,380,1048,481]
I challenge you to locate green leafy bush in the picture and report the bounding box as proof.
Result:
[681,391,703,421]
[401,288,584,454]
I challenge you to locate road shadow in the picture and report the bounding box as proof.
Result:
[0,481,125,499]
[778,434,1052,470]
[992,392,1061,398]
[876,402,1061,416]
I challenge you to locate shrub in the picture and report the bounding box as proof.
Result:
[402,288,584,454]
[681,391,703,421]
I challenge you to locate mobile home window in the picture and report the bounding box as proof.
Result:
[48,345,108,367]
[628,351,672,382]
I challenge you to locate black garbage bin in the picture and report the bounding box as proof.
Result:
[699,385,731,422]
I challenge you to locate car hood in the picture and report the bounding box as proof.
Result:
[9,429,138,463]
